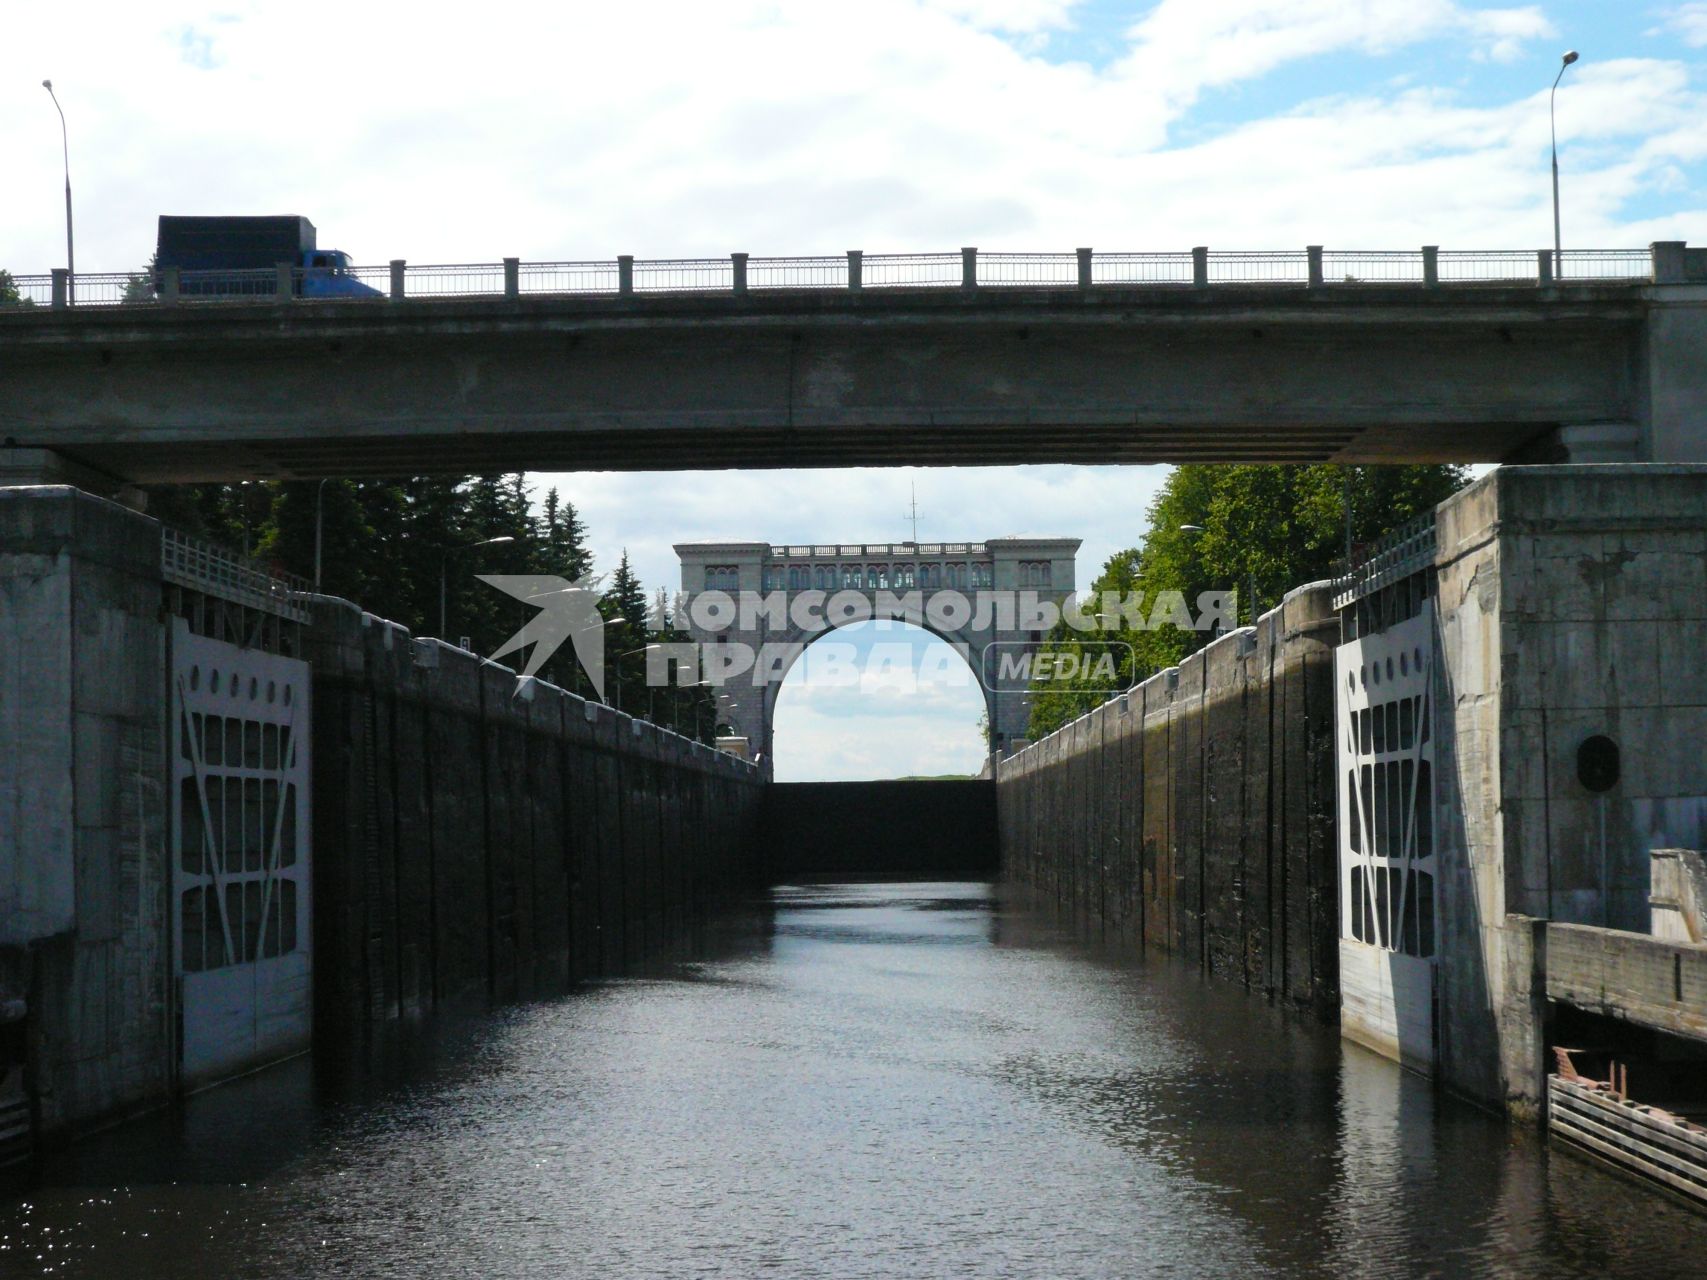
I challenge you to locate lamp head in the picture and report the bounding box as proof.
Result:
[1562,50,1578,66]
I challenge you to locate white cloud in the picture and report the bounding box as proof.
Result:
[1117,2,1556,113]
[771,625,992,781]
[8,1,1701,779]
[1655,3,1707,47]
[536,464,1167,603]
[1463,6,1555,62]
[924,0,1081,34]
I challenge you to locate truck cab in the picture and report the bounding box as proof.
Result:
[299,249,380,298]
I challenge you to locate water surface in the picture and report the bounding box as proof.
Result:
[3,882,1703,1277]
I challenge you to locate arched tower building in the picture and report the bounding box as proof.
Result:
[675,536,1080,776]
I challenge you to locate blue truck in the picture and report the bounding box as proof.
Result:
[155,215,383,298]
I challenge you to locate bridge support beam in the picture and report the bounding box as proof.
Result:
[1556,422,1643,463]
[0,451,147,512]
[1,448,120,492]
[1642,285,1707,462]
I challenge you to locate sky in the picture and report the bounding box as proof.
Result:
[10,2,1707,779]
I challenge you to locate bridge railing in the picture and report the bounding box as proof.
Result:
[161,526,314,624]
[1331,510,1439,610]
[1090,252,1195,286]
[3,244,1682,310]
[977,253,1080,287]
[860,252,963,289]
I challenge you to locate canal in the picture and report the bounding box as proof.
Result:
[3,882,1703,1277]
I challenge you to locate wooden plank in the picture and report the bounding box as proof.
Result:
[1550,1077,1695,1140]
[1550,1100,1707,1185]
[1550,1121,1707,1203]
[1550,1091,1707,1167]
[1551,1077,1707,1148]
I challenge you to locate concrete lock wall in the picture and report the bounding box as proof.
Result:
[0,488,171,1141]
[1430,464,1707,1115]
[0,485,764,1147]
[996,582,1341,1016]
[302,598,764,1048]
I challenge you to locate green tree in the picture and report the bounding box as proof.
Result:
[1026,463,1468,739]
[600,550,652,715]
[140,472,707,739]
[0,270,35,307]
[121,253,158,303]
[540,487,591,582]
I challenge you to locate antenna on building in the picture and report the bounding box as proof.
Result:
[905,483,919,544]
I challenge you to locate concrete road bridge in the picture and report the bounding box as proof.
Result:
[3,242,1705,489]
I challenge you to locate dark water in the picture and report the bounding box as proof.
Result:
[4,882,1704,1278]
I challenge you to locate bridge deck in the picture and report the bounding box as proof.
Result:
[0,280,1661,480]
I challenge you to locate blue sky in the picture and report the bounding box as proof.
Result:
[9,1,1706,778]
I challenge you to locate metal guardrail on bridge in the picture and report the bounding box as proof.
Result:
[0,244,1682,311]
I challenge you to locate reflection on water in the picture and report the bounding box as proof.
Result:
[2,882,1703,1278]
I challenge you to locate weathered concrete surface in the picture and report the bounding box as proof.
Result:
[1546,921,1707,1043]
[4,283,1701,481]
[0,484,764,1147]
[302,599,763,1046]
[763,781,997,880]
[997,582,1339,1016]
[0,487,170,1140]
[1652,849,1707,943]
[1430,464,1707,1115]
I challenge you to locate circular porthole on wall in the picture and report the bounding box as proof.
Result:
[1577,735,1620,792]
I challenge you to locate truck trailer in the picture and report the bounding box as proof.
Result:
[155,215,382,298]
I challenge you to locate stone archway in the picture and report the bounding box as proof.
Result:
[674,536,1080,777]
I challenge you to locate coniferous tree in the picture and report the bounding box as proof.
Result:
[600,551,652,716]
[140,472,711,740]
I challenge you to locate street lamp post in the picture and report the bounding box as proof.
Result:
[1551,51,1580,280]
[615,643,660,716]
[41,81,73,304]
[440,535,515,640]
[313,477,333,593]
